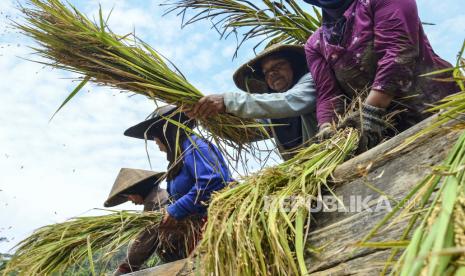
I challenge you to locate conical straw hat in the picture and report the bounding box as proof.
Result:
[233,44,307,93]
[104,168,165,207]
[124,105,194,140]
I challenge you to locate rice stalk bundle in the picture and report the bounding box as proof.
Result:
[16,0,269,148]
[196,129,359,275]
[2,210,189,275]
[163,0,321,54]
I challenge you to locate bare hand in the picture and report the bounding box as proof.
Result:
[190,94,226,119]
[160,211,178,229]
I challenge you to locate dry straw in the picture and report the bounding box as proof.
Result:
[2,210,168,275]
[196,129,359,275]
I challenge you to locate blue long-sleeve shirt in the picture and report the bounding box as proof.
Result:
[166,135,232,220]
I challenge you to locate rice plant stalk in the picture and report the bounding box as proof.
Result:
[196,129,358,275]
[2,210,178,275]
[163,0,321,55]
[359,41,465,273]
[15,0,269,149]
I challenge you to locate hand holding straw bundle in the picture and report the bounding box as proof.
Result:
[15,0,268,148]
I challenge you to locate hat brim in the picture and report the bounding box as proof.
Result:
[104,172,165,207]
[124,108,193,140]
[124,117,166,141]
[233,44,307,93]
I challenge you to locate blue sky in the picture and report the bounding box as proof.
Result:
[0,0,464,253]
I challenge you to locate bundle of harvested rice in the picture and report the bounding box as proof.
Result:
[16,0,269,148]
[197,129,359,275]
[2,210,196,275]
[164,0,321,53]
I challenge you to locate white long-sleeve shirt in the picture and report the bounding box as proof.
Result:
[223,73,318,159]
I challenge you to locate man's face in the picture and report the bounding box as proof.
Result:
[261,57,294,92]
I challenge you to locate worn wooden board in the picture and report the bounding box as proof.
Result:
[309,250,392,276]
[127,259,188,276]
[331,113,456,182]
[307,121,463,273]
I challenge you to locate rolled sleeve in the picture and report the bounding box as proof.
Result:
[371,0,419,95]
[305,33,343,126]
[224,73,316,119]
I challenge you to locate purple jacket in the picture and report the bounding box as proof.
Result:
[305,0,459,130]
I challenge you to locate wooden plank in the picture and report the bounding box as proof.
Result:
[306,127,463,273]
[315,127,460,226]
[332,114,453,182]
[127,259,188,276]
[307,205,407,273]
[309,250,393,275]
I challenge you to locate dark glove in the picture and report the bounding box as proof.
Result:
[337,104,387,153]
[315,122,336,142]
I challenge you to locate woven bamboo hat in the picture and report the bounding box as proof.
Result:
[124,105,193,140]
[233,44,307,93]
[104,168,165,207]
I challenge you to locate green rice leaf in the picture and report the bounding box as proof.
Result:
[50,76,90,121]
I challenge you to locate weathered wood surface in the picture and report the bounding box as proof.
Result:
[332,113,456,182]
[127,259,188,276]
[132,114,464,275]
[310,250,392,276]
[307,117,462,274]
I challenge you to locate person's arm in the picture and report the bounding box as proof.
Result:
[187,73,316,119]
[335,0,421,152]
[304,32,344,127]
[166,141,228,220]
[367,0,420,107]
[223,73,316,119]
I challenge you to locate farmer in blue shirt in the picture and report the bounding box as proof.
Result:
[113,105,232,275]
